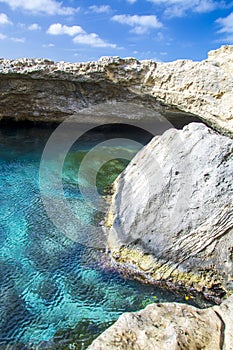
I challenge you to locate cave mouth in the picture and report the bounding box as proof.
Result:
[0,100,207,159]
[71,123,155,147]
[0,96,206,132]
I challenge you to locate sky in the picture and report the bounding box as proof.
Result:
[0,0,233,63]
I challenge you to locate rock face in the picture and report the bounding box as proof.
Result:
[147,45,233,135]
[0,45,232,135]
[88,295,233,350]
[107,123,233,298]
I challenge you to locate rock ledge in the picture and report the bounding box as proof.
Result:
[0,45,233,135]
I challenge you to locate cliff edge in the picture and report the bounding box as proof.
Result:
[0,45,232,135]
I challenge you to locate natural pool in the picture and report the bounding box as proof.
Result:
[0,122,213,349]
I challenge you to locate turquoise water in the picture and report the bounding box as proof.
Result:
[0,123,212,349]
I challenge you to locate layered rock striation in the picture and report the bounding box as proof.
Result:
[0,45,232,134]
[106,123,233,299]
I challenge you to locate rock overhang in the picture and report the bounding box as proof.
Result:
[0,45,232,136]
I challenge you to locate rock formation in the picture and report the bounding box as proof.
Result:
[106,123,233,299]
[1,46,232,348]
[88,295,233,350]
[0,45,232,135]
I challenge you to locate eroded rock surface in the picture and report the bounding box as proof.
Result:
[88,295,233,350]
[0,46,232,134]
[107,123,233,297]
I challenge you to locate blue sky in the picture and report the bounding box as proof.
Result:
[0,0,233,62]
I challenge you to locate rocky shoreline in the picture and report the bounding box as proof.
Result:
[91,121,233,349]
[0,45,232,348]
[93,47,232,348]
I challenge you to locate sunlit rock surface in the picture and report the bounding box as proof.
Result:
[107,123,233,298]
[0,46,232,134]
[88,295,233,350]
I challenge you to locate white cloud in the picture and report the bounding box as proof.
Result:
[132,26,150,34]
[220,35,233,43]
[156,31,164,41]
[0,0,78,15]
[194,0,217,13]
[89,5,111,13]
[127,0,137,3]
[0,33,25,42]
[112,14,162,34]
[73,33,116,48]
[216,12,233,33]
[28,23,41,31]
[47,22,116,48]
[0,33,6,39]
[11,37,25,43]
[0,13,12,25]
[47,23,84,36]
[216,12,233,43]
[148,0,223,17]
[43,43,55,47]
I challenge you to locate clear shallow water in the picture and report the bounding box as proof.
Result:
[0,123,213,349]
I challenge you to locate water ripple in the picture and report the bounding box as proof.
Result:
[0,124,214,348]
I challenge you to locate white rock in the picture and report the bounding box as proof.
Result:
[89,296,233,350]
[107,123,233,297]
[0,46,232,134]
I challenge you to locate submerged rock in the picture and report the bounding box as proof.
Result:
[0,46,232,134]
[107,123,233,298]
[88,295,233,350]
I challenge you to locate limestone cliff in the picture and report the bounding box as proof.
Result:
[0,45,232,135]
[107,123,233,298]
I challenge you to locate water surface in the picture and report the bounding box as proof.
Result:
[0,123,213,349]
